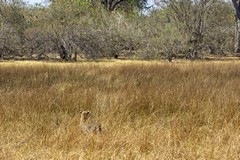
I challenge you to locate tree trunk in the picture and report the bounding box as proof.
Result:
[0,53,3,60]
[235,18,240,53]
[102,0,123,11]
[73,50,77,62]
[232,0,240,53]
[60,44,69,61]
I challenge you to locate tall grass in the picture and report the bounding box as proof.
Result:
[1,61,240,159]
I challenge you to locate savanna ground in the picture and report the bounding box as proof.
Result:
[0,60,240,159]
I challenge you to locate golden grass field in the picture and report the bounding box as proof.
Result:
[1,60,240,159]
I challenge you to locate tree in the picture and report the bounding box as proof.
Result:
[0,1,28,59]
[159,0,209,59]
[48,0,148,12]
[101,0,147,11]
[232,0,240,53]
[155,0,234,59]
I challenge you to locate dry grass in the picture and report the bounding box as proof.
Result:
[1,60,240,159]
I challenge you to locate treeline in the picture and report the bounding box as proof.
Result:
[0,0,235,61]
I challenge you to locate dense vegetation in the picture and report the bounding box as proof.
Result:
[0,0,235,61]
[1,61,240,159]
